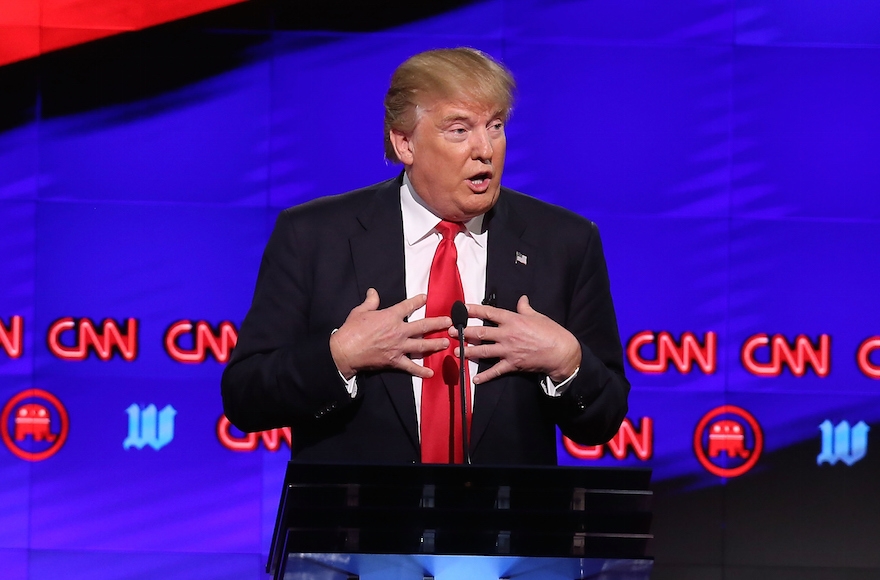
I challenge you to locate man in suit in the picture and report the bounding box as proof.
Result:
[221,48,629,465]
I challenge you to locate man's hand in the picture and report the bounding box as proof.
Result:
[330,288,452,380]
[456,295,581,384]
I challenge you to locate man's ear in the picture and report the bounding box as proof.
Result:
[389,130,414,165]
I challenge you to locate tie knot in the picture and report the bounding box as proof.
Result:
[435,220,462,241]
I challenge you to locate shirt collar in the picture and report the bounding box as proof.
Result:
[400,172,487,247]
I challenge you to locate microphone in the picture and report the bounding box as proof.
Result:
[451,300,469,329]
[451,300,471,464]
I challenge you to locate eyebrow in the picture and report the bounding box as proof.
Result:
[439,110,506,126]
[439,113,472,125]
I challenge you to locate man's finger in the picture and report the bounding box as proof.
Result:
[352,287,381,312]
[391,293,428,317]
[394,356,434,379]
[411,316,452,337]
[403,337,450,356]
[516,294,535,314]
[461,343,504,361]
[448,327,482,345]
[473,360,514,384]
[466,302,512,324]
[460,325,502,344]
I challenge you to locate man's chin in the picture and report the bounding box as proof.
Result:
[461,190,499,218]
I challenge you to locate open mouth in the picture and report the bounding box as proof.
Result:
[468,171,492,186]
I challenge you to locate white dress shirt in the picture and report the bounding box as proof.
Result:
[400,174,486,433]
[338,174,577,438]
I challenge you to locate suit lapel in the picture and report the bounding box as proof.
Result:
[350,179,407,307]
[345,184,539,458]
[470,191,537,453]
[349,177,420,451]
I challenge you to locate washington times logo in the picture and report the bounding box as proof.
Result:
[124,404,177,451]
[817,420,869,466]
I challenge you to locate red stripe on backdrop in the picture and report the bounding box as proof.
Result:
[0,0,246,66]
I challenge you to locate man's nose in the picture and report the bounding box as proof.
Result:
[470,128,493,161]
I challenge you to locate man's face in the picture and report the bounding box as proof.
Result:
[393,99,507,222]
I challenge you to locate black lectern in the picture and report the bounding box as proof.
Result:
[268,463,652,580]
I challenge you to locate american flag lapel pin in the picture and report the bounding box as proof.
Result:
[515,251,528,266]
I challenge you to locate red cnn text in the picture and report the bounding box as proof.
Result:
[741,333,830,377]
[1,315,23,358]
[563,417,653,460]
[627,331,716,374]
[216,415,291,451]
[857,336,880,379]
[47,317,138,361]
[165,320,238,363]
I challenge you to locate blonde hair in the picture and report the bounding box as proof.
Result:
[383,47,516,163]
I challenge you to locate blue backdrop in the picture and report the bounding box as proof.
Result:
[1,1,879,578]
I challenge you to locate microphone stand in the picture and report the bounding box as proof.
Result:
[452,301,471,464]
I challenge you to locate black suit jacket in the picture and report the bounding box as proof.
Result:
[221,175,629,465]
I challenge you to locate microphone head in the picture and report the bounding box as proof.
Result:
[451,300,469,327]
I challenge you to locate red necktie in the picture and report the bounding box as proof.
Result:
[420,220,471,464]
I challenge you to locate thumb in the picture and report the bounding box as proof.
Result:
[361,287,381,311]
[516,294,534,314]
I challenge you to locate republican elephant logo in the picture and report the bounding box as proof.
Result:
[14,403,58,442]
